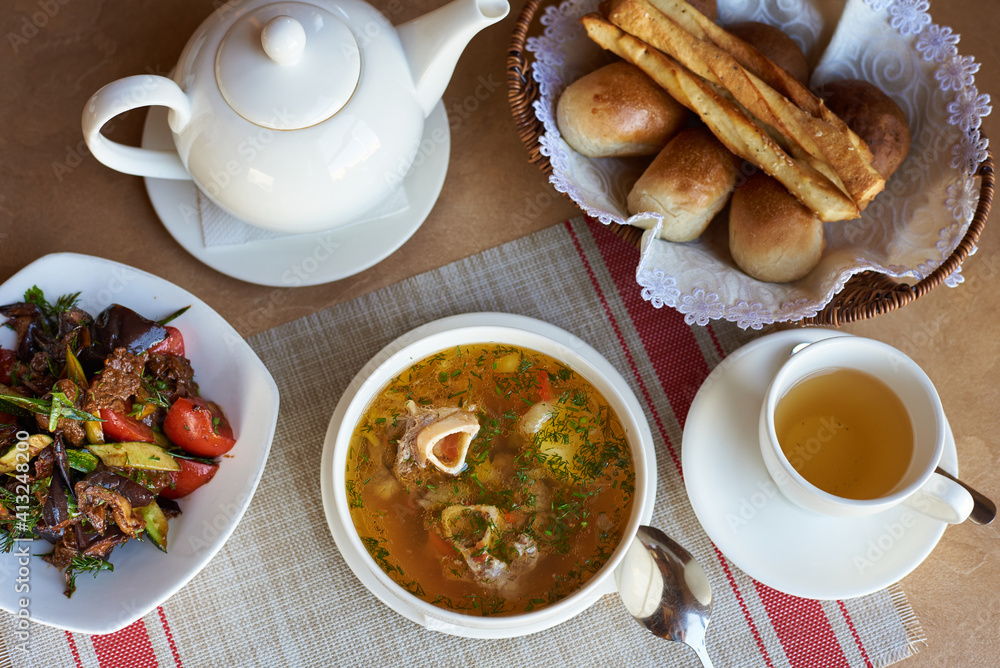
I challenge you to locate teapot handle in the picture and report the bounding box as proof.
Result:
[82,75,192,180]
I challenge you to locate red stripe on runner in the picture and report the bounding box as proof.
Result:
[754,583,850,667]
[838,600,874,668]
[705,323,725,359]
[704,256,854,662]
[711,545,775,667]
[64,630,83,668]
[91,618,158,668]
[564,221,682,481]
[584,218,774,668]
[585,220,711,431]
[158,606,184,668]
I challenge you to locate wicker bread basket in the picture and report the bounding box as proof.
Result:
[506,0,994,327]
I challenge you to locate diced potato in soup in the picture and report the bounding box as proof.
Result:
[346,344,636,616]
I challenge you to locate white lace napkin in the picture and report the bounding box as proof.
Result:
[198,187,410,246]
[528,0,991,328]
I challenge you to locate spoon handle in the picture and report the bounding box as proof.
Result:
[691,642,715,668]
[935,467,996,525]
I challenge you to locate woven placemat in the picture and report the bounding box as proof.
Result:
[2,218,923,667]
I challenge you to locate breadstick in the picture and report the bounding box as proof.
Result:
[580,13,860,222]
[605,0,884,209]
[643,0,878,178]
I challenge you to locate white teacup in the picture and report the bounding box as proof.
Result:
[759,336,973,524]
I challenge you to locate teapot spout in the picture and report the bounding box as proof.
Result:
[398,0,510,117]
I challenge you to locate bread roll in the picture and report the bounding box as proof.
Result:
[687,0,718,20]
[818,79,911,179]
[556,61,688,157]
[727,22,810,85]
[729,172,825,282]
[627,127,738,241]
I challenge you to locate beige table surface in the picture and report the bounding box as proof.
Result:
[0,0,997,665]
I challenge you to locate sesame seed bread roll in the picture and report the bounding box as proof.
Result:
[818,79,912,180]
[556,61,689,158]
[686,0,718,20]
[627,127,739,242]
[729,172,826,282]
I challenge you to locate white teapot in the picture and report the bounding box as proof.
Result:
[82,0,509,234]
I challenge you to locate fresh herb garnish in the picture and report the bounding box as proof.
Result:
[360,536,402,577]
[156,305,191,326]
[0,393,102,424]
[346,480,364,509]
[64,554,114,597]
[23,286,81,324]
[166,449,216,465]
[0,479,49,552]
[137,374,172,411]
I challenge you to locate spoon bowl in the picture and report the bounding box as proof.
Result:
[615,526,714,667]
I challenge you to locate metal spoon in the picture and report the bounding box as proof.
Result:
[789,341,996,525]
[615,526,714,667]
[935,467,996,525]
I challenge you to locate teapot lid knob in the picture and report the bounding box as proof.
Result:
[261,16,306,66]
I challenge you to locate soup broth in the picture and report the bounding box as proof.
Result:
[346,343,636,616]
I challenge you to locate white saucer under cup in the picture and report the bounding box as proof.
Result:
[682,329,957,600]
[140,103,450,287]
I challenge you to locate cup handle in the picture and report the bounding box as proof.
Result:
[902,472,974,524]
[82,75,192,180]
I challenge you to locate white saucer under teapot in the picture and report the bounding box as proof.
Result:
[82,0,509,234]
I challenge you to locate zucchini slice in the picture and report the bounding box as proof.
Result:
[88,442,180,472]
[0,434,53,474]
[138,501,169,552]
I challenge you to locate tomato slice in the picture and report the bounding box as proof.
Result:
[147,326,185,356]
[0,348,15,385]
[159,458,219,499]
[163,397,236,457]
[100,407,157,444]
[537,369,553,402]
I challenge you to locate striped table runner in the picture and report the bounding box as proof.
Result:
[2,218,923,667]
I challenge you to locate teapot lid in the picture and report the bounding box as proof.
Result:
[216,2,361,130]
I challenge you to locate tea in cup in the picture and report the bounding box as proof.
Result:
[758,337,973,523]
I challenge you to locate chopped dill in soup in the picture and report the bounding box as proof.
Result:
[346,343,636,616]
